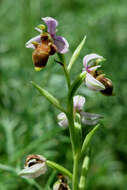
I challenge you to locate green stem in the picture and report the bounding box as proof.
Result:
[79,155,90,190]
[63,63,71,89]
[67,92,79,190]
[67,98,75,154]
[73,154,79,190]
[46,160,72,179]
[57,53,71,89]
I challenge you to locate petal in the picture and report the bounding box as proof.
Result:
[18,163,47,178]
[53,35,69,54]
[80,111,103,125]
[73,95,86,112]
[57,112,68,128]
[83,53,103,71]
[42,17,58,35]
[53,182,61,190]
[25,35,41,49]
[85,73,105,91]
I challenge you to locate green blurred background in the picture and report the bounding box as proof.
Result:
[0,0,127,189]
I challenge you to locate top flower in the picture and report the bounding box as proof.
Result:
[26,17,69,54]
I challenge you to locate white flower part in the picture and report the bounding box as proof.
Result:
[57,112,68,128]
[85,72,105,91]
[25,35,41,49]
[53,182,60,190]
[73,95,85,112]
[18,155,47,178]
[83,53,103,72]
[80,111,103,126]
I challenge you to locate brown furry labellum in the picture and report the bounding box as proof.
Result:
[32,33,57,71]
[99,77,114,96]
[91,71,114,96]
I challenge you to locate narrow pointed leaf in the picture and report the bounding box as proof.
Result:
[68,36,86,72]
[81,124,100,155]
[31,81,66,113]
[79,155,90,190]
[46,160,72,179]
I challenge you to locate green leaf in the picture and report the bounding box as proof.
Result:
[81,124,100,155]
[44,171,56,190]
[46,160,72,179]
[79,155,90,190]
[68,36,86,72]
[31,81,66,113]
[0,164,16,173]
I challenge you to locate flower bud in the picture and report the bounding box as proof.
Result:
[73,95,85,112]
[57,112,68,128]
[18,154,47,178]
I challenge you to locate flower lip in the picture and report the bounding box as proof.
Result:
[100,77,114,96]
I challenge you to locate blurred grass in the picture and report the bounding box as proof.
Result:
[0,0,127,189]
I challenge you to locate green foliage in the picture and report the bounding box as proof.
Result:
[0,0,127,189]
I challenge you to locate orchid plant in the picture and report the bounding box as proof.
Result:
[19,17,114,190]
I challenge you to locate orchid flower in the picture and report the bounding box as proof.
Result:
[83,53,113,95]
[26,17,69,54]
[83,53,105,91]
[57,95,102,128]
[18,155,47,178]
[53,174,70,190]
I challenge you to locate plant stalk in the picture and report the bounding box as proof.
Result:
[73,154,79,190]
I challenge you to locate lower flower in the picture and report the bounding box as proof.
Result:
[57,95,102,128]
[18,154,47,178]
[53,174,70,190]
